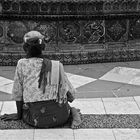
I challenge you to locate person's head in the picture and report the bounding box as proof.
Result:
[23,31,45,58]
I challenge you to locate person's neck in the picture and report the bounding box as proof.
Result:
[26,54,43,59]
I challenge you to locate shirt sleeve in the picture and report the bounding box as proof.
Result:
[11,60,23,101]
[59,63,76,100]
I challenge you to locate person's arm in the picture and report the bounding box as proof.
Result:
[59,63,76,102]
[16,101,23,119]
[0,101,23,121]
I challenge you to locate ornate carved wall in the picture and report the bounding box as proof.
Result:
[0,0,140,65]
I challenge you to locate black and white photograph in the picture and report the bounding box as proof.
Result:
[0,0,140,139]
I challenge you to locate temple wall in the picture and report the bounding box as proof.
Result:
[0,0,140,65]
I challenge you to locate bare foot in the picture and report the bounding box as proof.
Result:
[71,107,82,129]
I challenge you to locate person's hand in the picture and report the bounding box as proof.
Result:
[0,113,19,121]
[67,91,75,103]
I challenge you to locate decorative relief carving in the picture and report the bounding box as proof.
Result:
[86,2,96,14]
[129,19,140,40]
[83,20,105,43]
[112,2,120,11]
[35,22,56,43]
[12,2,19,13]
[0,22,4,49]
[106,20,127,42]
[59,21,80,43]
[60,3,68,14]
[7,21,28,44]
[31,2,39,13]
[2,1,11,11]
[0,0,140,65]
[121,1,128,11]
[0,0,140,15]
[0,25,3,38]
[109,22,125,37]
[104,2,112,11]
[41,2,49,12]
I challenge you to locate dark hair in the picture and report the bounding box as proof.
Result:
[23,37,45,58]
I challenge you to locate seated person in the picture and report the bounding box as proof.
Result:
[0,31,81,129]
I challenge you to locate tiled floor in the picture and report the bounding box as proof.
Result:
[100,67,140,85]
[1,129,140,140]
[1,62,140,139]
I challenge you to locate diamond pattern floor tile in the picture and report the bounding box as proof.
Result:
[100,67,140,85]
[0,83,13,94]
[67,74,96,89]
[0,76,13,86]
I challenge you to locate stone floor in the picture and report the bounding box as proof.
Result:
[1,61,140,139]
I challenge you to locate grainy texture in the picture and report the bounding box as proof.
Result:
[1,114,140,129]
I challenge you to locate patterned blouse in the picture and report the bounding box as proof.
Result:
[12,58,76,103]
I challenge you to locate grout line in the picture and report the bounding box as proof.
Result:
[101,98,107,114]
[133,96,140,113]
[0,101,4,115]
[33,129,35,140]
[112,129,117,140]
[73,129,76,140]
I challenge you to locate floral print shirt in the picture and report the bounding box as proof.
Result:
[12,58,76,103]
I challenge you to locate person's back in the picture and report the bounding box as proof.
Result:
[16,58,60,103]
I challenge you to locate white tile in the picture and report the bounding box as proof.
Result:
[113,129,140,140]
[0,130,34,140]
[99,67,140,85]
[1,101,17,115]
[74,129,115,140]
[134,96,140,109]
[70,98,105,114]
[34,129,74,140]
[129,77,140,85]
[102,97,140,114]
[68,74,96,89]
[66,73,73,78]
[0,76,13,86]
[0,101,3,113]
[0,83,13,94]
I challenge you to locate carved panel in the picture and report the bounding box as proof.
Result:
[0,21,4,51]
[35,22,57,43]
[82,20,105,44]
[129,19,140,40]
[11,2,20,13]
[59,21,80,44]
[0,0,140,16]
[7,21,28,44]
[34,22,57,51]
[105,20,127,42]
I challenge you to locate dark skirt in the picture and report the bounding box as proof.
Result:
[22,100,70,128]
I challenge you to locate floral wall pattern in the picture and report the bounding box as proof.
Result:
[0,0,140,65]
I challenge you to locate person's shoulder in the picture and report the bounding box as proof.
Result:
[17,58,28,66]
[17,58,27,63]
